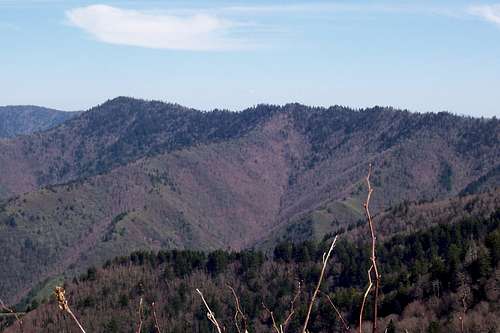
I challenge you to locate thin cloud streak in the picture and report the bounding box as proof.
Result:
[64,2,495,52]
[66,4,253,51]
[469,4,500,26]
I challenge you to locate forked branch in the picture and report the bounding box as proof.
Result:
[196,289,223,333]
[262,280,301,333]
[302,235,338,333]
[282,281,301,331]
[227,285,248,333]
[359,164,381,333]
[262,302,281,333]
[359,265,374,333]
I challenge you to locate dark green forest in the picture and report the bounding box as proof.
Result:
[3,210,499,332]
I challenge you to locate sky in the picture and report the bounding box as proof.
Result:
[1,0,500,117]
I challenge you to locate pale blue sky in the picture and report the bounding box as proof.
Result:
[1,0,499,117]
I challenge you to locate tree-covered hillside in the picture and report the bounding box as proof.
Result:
[0,98,498,305]
[3,210,499,333]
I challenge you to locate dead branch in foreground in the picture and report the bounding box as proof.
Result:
[359,265,374,333]
[136,297,144,333]
[321,291,350,332]
[195,165,379,333]
[302,235,338,333]
[358,164,381,333]
[282,281,301,331]
[0,298,24,333]
[54,287,86,333]
[227,285,248,333]
[262,280,301,333]
[196,288,223,333]
[152,301,162,333]
[262,302,281,333]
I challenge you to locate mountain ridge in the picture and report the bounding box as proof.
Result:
[0,105,79,139]
[0,97,498,304]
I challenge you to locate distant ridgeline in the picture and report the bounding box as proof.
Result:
[0,105,78,138]
[3,210,499,332]
[0,97,498,306]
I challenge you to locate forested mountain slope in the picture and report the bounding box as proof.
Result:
[0,98,498,304]
[4,210,499,333]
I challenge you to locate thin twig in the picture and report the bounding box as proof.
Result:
[321,291,350,332]
[196,289,223,333]
[359,265,374,333]
[136,297,143,333]
[282,281,301,331]
[227,285,248,333]
[302,235,338,333]
[0,298,23,333]
[262,281,301,333]
[152,301,162,333]
[262,302,281,333]
[360,164,380,333]
[54,287,86,333]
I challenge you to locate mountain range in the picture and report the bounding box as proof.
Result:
[0,97,498,304]
[0,105,78,139]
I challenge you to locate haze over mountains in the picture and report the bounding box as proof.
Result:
[0,97,498,304]
[0,106,78,139]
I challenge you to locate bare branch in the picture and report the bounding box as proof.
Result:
[358,164,381,333]
[282,281,301,330]
[54,287,86,333]
[227,285,248,333]
[136,297,143,333]
[152,301,162,333]
[196,289,223,333]
[359,265,373,333]
[262,302,281,333]
[321,291,350,332]
[302,235,338,333]
[262,280,301,333]
[0,298,23,333]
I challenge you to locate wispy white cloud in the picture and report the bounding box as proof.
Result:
[468,4,500,26]
[64,3,486,51]
[66,4,251,51]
